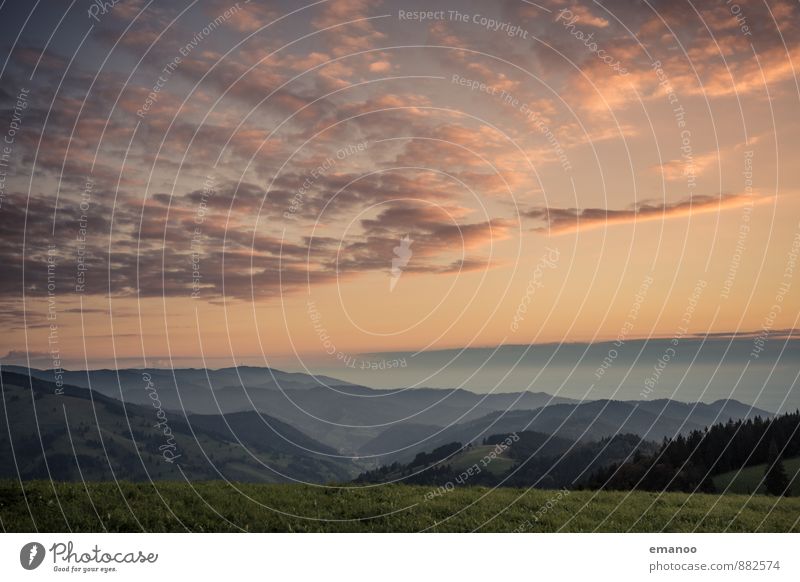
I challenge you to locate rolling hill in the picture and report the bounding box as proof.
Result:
[0,371,357,483]
[358,398,769,463]
[356,430,657,490]
[7,365,578,452]
[2,366,775,484]
[713,457,800,496]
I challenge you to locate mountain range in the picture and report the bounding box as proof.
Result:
[1,365,773,483]
[0,371,356,483]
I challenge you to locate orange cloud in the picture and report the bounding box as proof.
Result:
[368,60,392,73]
[652,151,720,182]
[562,5,610,28]
[526,192,771,234]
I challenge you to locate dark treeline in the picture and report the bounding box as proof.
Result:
[408,442,463,469]
[587,411,800,495]
[355,442,477,486]
[505,434,656,489]
[354,431,654,489]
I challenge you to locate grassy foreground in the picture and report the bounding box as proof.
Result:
[1,480,798,532]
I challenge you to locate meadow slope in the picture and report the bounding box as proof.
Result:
[1,481,798,533]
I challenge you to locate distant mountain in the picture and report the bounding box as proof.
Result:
[1,365,776,487]
[357,423,442,456]
[0,371,357,483]
[186,411,340,457]
[5,366,577,452]
[455,398,770,442]
[329,338,800,413]
[361,398,771,463]
[7,366,771,463]
[5,364,351,398]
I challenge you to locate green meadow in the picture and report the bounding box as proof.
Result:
[713,457,800,496]
[2,480,798,533]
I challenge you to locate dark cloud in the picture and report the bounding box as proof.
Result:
[330,202,512,276]
[525,193,758,234]
[0,188,508,302]
[691,329,799,340]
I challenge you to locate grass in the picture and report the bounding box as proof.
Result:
[2,480,799,532]
[440,445,516,475]
[713,458,800,496]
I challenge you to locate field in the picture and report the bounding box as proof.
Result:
[442,445,517,475]
[1,480,799,532]
[713,458,800,496]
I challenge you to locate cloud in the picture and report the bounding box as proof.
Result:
[368,60,392,73]
[311,0,387,57]
[652,151,720,181]
[0,350,53,367]
[558,5,610,29]
[535,0,800,113]
[204,0,280,33]
[0,185,509,303]
[525,192,768,234]
[1,0,797,314]
[267,169,463,221]
[331,202,514,276]
[0,305,49,331]
[692,328,799,341]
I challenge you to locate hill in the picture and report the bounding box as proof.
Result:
[713,457,800,496]
[361,398,768,464]
[355,430,656,490]
[9,366,768,460]
[588,410,800,494]
[455,399,771,443]
[6,366,578,452]
[0,371,357,483]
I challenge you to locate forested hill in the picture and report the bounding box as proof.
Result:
[587,410,800,494]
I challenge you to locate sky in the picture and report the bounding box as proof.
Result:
[0,0,798,375]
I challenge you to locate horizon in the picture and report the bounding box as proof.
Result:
[1,0,799,370]
[5,333,798,413]
[3,362,783,412]
[4,332,798,369]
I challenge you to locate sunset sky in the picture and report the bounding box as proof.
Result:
[1,0,798,371]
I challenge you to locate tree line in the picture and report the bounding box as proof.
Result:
[586,410,800,495]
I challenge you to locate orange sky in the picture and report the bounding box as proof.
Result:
[1,0,798,370]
